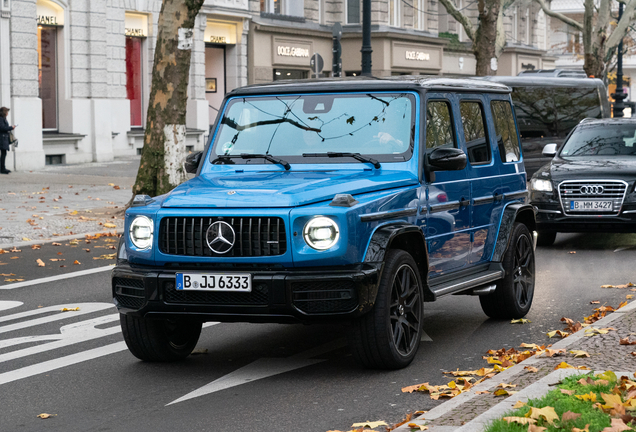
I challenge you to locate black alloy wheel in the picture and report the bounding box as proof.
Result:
[480,223,535,319]
[349,249,424,369]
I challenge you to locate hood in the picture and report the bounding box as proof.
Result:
[548,157,636,182]
[161,169,419,208]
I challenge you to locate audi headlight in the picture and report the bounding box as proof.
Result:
[303,217,340,251]
[530,178,553,192]
[130,216,153,249]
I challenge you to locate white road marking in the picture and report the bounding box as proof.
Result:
[0,301,23,312]
[0,342,127,386]
[0,266,113,290]
[168,339,347,405]
[0,303,115,334]
[420,331,433,342]
[0,314,120,362]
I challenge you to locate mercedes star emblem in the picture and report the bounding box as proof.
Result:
[206,221,236,254]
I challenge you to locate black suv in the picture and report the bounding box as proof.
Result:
[531,118,636,246]
[113,77,536,369]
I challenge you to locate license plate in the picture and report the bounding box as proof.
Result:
[569,200,613,211]
[176,273,252,292]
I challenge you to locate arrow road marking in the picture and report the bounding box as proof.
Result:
[0,302,115,334]
[0,266,113,290]
[0,301,23,312]
[167,338,347,406]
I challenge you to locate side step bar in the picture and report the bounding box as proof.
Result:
[430,270,503,298]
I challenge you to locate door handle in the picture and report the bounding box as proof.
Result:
[494,193,503,201]
[460,198,470,208]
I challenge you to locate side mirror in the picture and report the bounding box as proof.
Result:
[542,143,558,157]
[184,151,203,174]
[428,147,467,171]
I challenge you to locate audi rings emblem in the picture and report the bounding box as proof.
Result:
[206,221,236,254]
[580,185,604,195]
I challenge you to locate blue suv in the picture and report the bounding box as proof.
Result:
[113,77,536,369]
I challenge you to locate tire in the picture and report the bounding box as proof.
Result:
[120,314,202,362]
[480,223,535,319]
[536,230,557,247]
[349,249,424,369]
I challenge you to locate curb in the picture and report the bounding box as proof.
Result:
[394,300,636,431]
[2,230,123,250]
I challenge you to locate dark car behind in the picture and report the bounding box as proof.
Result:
[483,76,611,178]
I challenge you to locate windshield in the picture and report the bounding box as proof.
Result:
[561,124,636,157]
[510,86,602,139]
[210,93,415,164]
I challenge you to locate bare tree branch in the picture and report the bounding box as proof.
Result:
[438,0,476,41]
[533,0,584,31]
[605,0,636,50]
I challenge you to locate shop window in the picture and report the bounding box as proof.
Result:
[346,0,360,24]
[460,101,490,164]
[38,26,58,130]
[126,37,143,128]
[45,154,64,165]
[273,69,308,80]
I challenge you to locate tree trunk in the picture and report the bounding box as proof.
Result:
[473,0,501,76]
[131,0,205,199]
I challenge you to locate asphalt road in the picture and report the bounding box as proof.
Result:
[1,232,635,432]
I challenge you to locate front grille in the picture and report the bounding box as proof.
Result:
[291,280,358,314]
[113,277,145,309]
[159,217,287,257]
[163,281,269,305]
[559,180,628,216]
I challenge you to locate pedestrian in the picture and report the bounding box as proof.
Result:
[0,106,16,174]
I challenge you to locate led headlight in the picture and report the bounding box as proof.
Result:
[530,178,553,192]
[130,216,153,249]
[303,217,340,251]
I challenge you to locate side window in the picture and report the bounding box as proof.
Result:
[426,101,455,150]
[459,101,490,164]
[491,100,521,163]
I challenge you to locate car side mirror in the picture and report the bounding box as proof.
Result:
[542,143,558,158]
[184,151,203,174]
[428,147,467,171]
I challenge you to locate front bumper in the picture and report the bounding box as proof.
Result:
[112,262,381,324]
[534,204,636,232]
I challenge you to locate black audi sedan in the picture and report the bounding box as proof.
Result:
[530,118,636,246]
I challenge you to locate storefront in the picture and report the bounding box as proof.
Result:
[497,46,556,76]
[125,13,148,128]
[37,0,64,131]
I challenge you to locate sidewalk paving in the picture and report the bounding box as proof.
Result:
[0,156,140,246]
[395,300,636,432]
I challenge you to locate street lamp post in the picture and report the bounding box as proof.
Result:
[612,1,626,118]
[361,0,372,76]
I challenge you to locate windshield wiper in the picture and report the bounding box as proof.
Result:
[302,152,381,169]
[211,154,291,170]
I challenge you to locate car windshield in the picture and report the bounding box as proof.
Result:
[560,124,636,157]
[210,93,414,164]
[510,86,602,138]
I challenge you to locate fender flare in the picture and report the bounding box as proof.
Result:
[491,203,537,263]
[363,222,434,301]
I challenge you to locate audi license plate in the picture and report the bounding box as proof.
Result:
[569,200,613,211]
[176,273,252,292]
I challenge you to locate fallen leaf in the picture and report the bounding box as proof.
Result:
[475,390,490,394]
[36,259,45,267]
[4,279,25,282]
[590,300,600,304]
[575,392,597,402]
[627,295,634,300]
[570,350,590,358]
[407,424,428,431]
[103,223,117,228]
[10,257,19,260]
[494,388,516,396]
[351,421,388,429]
[502,416,536,425]
[73,260,81,265]
[497,383,517,389]
[547,330,569,338]
[528,426,547,432]
[561,411,581,422]
[52,242,62,246]
[511,318,531,324]
[0,273,15,276]
[569,251,576,254]
[560,389,575,395]
[601,418,631,432]
[36,413,56,419]
[60,307,80,312]
[512,400,527,408]
[22,237,31,241]
[620,338,636,346]
[527,406,559,425]
[572,424,590,432]
[524,366,538,373]
[49,259,65,262]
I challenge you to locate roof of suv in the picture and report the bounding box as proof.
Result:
[227,76,511,96]
[482,75,604,88]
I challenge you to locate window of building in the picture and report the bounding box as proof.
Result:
[460,101,490,164]
[389,0,400,27]
[346,0,360,24]
[260,0,281,14]
[45,154,64,165]
[126,37,143,127]
[413,0,426,30]
[261,0,303,16]
[274,69,309,80]
[38,25,58,130]
[426,101,455,150]
[491,100,521,163]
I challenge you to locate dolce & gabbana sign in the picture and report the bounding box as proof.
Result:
[392,42,442,71]
[405,51,430,61]
[273,37,313,66]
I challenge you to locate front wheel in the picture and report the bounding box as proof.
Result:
[349,249,424,369]
[480,222,535,319]
[120,314,202,362]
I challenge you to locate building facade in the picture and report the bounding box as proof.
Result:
[0,0,553,171]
